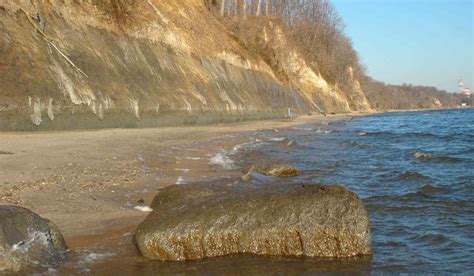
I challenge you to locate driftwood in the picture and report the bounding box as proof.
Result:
[19,8,88,78]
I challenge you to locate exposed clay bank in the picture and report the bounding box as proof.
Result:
[0,0,373,132]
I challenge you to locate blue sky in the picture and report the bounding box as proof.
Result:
[332,0,473,92]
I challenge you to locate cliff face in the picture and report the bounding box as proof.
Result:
[0,0,369,131]
[253,21,372,113]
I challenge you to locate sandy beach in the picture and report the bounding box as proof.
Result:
[2,109,472,274]
[0,114,352,241]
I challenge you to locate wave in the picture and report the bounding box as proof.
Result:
[232,140,264,152]
[418,184,448,194]
[360,130,451,140]
[365,201,431,213]
[209,152,236,170]
[82,252,116,263]
[269,137,288,142]
[242,172,274,185]
[286,140,296,147]
[464,147,474,154]
[175,176,186,185]
[348,140,370,148]
[209,138,267,170]
[315,128,332,134]
[365,191,433,204]
[414,151,433,160]
[399,171,431,180]
[413,233,449,245]
[291,127,313,131]
[414,151,462,162]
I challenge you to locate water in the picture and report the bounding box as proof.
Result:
[235,108,474,273]
[54,109,473,274]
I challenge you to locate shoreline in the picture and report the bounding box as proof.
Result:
[0,113,356,241]
[1,108,471,273]
[0,106,460,240]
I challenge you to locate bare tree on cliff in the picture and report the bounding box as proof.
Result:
[207,0,364,85]
[220,0,226,16]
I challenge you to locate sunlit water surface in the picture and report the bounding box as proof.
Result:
[55,109,473,274]
[247,108,473,273]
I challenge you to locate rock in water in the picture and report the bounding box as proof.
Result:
[135,183,371,261]
[0,205,67,272]
[246,164,300,177]
[266,164,300,177]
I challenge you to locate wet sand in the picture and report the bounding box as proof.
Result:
[0,114,353,242]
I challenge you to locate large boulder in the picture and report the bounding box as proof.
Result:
[0,205,67,272]
[134,183,371,261]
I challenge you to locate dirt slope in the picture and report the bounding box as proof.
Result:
[0,0,369,131]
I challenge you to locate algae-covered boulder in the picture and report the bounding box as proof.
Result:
[134,183,371,261]
[0,205,67,272]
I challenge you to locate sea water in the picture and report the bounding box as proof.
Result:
[54,109,474,274]
[234,108,474,273]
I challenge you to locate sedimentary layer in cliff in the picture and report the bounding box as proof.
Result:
[0,0,370,131]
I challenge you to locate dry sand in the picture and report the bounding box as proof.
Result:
[0,114,354,241]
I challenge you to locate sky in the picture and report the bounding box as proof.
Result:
[332,0,473,92]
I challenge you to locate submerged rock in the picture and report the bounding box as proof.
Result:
[266,164,300,177]
[135,183,371,261]
[246,164,300,177]
[0,205,67,272]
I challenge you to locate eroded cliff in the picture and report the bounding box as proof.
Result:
[0,0,370,131]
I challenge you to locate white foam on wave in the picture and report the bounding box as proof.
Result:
[270,137,287,142]
[414,151,433,160]
[3,229,56,270]
[316,128,332,134]
[10,228,50,253]
[210,138,267,170]
[292,127,313,131]
[83,252,116,263]
[232,139,264,151]
[176,176,186,184]
[209,152,236,169]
